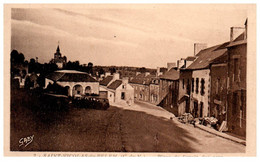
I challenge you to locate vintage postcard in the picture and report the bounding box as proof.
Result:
[3,3,256,157]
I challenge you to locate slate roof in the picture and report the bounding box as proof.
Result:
[107,80,122,90]
[159,68,179,81]
[129,73,156,85]
[187,42,229,70]
[46,70,97,82]
[227,32,247,47]
[186,56,196,61]
[100,76,113,86]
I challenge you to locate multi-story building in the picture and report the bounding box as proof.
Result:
[209,52,228,125]
[177,56,197,116]
[186,42,228,118]
[129,72,153,102]
[158,68,179,116]
[226,20,247,137]
[149,77,160,105]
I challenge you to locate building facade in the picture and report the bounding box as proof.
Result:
[158,68,179,116]
[209,53,228,125]
[178,70,192,116]
[129,72,152,102]
[190,69,210,117]
[226,29,247,137]
[45,70,99,96]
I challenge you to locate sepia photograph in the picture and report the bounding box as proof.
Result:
[3,2,257,157]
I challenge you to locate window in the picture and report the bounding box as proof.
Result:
[186,79,190,94]
[122,85,125,89]
[121,92,125,100]
[192,78,194,92]
[196,78,199,94]
[232,92,238,115]
[234,58,239,81]
[216,78,220,94]
[85,86,91,94]
[200,78,205,95]
[182,79,185,89]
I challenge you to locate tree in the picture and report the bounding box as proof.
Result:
[87,62,93,75]
[139,67,146,73]
[109,67,116,74]
[98,68,105,77]
[11,50,19,64]
[30,58,36,64]
[11,50,25,64]
[18,53,25,63]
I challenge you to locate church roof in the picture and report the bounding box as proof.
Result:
[107,80,122,90]
[56,45,60,52]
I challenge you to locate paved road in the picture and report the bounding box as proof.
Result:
[11,100,245,153]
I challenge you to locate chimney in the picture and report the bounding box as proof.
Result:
[230,27,245,42]
[122,77,129,84]
[167,62,176,71]
[178,58,185,69]
[105,72,111,77]
[145,72,150,77]
[113,73,120,80]
[194,43,207,56]
[244,18,248,40]
[156,67,160,77]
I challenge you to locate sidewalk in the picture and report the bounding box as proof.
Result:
[194,124,246,146]
[111,101,246,146]
[110,101,175,121]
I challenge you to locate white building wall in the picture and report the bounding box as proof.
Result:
[45,78,54,88]
[190,69,210,117]
[114,83,134,105]
[45,78,99,96]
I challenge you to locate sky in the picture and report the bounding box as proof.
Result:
[11,4,249,68]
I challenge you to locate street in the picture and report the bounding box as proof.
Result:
[11,97,245,153]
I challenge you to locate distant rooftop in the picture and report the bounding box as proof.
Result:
[100,76,113,86]
[159,68,179,81]
[107,80,122,90]
[187,42,228,70]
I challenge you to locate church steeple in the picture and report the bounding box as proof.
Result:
[56,41,60,53]
[56,45,60,53]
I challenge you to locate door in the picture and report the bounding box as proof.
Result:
[185,98,189,113]
[194,101,198,118]
[200,102,204,117]
[121,92,125,100]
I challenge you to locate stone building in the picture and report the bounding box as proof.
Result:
[45,70,99,96]
[186,42,228,118]
[100,73,134,104]
[226,20,247,137]
[158,68,179,116]
[129,72,152,102]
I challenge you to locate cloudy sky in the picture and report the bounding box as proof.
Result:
[11,4,249,68]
